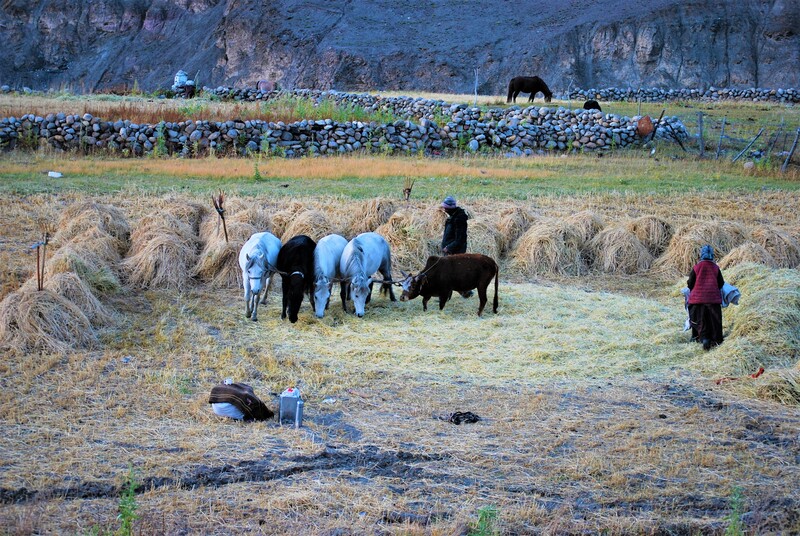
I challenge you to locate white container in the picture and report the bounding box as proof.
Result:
[279,387,304,428]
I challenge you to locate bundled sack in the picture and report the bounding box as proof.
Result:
[208,383,274,421]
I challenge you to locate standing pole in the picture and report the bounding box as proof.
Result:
[715,116,726,160]
[766,128,782,160]
[732,128,765,163]
[36,246,42,291]
[697,112,705,157]
[781,128,800,173]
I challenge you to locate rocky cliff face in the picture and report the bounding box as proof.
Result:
[1,0,797,95]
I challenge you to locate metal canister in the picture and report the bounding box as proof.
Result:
[279,387,304,428]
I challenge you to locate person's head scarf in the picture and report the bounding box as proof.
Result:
[700,244,714,261]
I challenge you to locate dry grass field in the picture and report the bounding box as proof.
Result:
[1,94,799,535]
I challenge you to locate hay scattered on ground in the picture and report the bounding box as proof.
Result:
[124,213,200,290]
[588,226,654,274]
[347,198,396,236]
[55,202,130,254]
[47,243,121,294]
[0,289,96,354]
[754,367,800,405]
[750,225,800,268]
[468,217,502,261]
[718,242,778,269]
[497,207,537,253]
[625,215,673,257]
[375,210,434,271]
[281,210,336,242]
[655,220,748,275]
[512,219,587,276]
[564,210,605,244]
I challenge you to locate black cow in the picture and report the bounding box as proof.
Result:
[277,235,316,323]
[399,253,499,316]
[583,99,602,112]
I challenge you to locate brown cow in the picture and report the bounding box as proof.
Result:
[399,254,499,316]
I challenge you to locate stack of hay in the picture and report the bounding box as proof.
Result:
[281,209,337,243]
[0,202,128,353]
[588,225,653,274]
[195,199,272,288]
[705,263,800,404]
[375,210,436,272]
[497,207,537,254]
[347,198,396,236]
[123,208,200,290]
[654,220,748,275]
[512,219,588,276]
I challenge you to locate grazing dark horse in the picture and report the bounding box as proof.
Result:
[507,76,553,103]
[277,235,316,323]
[583,99,602,112]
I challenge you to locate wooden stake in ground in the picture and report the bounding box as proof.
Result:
[403,177,415,205]
[732,128,765,163]
[212,190,228,243]
[781,128,800,173]
[715,116,727,160]
[31,222,52,291]
[697,112,705,157]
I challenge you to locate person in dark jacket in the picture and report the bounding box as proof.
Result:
[439,196,472,297]
[687,244,725,350]
[440,196,468,255]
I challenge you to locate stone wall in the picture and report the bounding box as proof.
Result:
[0,90,688,157]
[568,87,800,103]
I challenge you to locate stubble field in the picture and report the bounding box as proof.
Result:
[0,93,799,535]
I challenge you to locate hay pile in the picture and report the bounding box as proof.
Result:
[0,289,96,354]
[512,219,587,276]
[750,225,800,268]
[54,202,131,253]
[281,210,336,242]
[587,226,654,274]
[497,207,536,253]
[375,210,436,271]
[160,199,208,235]
[564,210,605,244]
[468,217,502,261]
[193,221,259,288]
[718,242,778,269]
[123,213,200,290]
[48,242,121,294]
[655,220,748,275]
[22,272,112,327]
[625,215,673,257]
[271,201,306,238]
[712,263,800,404]
[347,198,396,236]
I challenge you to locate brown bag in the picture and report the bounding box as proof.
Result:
[208,383,274,421]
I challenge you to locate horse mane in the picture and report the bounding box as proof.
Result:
[344,240,365,276]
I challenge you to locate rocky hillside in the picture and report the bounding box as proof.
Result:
[1,0,798,96]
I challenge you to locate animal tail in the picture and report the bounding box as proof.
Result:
[507,80,514,103]
[492,262,499,314]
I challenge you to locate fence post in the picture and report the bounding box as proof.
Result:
[697,112,705,157]
[732,128,765,163]
[781,128,800,173]
[715,116,726,160]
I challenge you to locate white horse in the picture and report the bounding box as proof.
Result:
[238,231,281,321]
[313,234,348,319]
[339,232,396,318]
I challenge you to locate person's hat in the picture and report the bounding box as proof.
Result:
[700,244,714,261]
[441,196,457,209]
